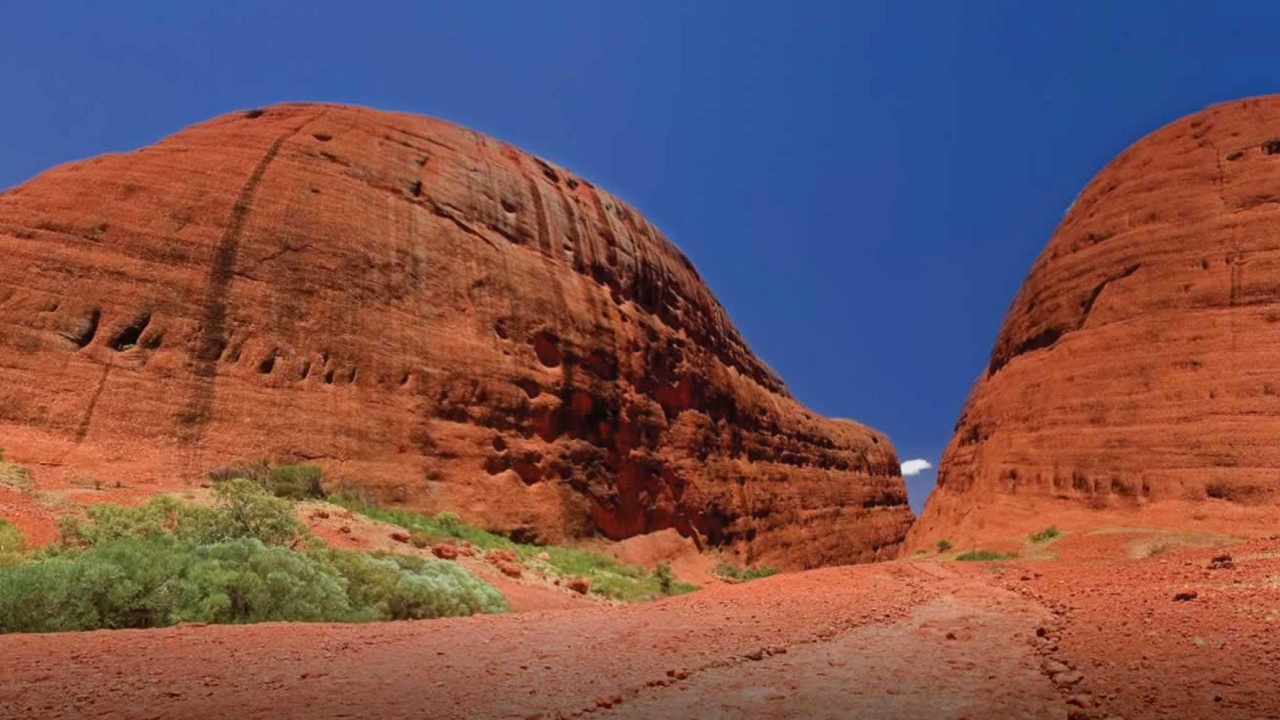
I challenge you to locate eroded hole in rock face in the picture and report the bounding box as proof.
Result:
[538,161,560,184]
[312,133,333,142]
[1227,150,1244,161]
[484,454,510,475]
[300,361,311,380]
[399,370,411,386]
[409,180,422,197]
[324,368,336,384]
[1264,140,1280,155]
[257,351,277,375]
[516,378,541,399]
[501,198,517,213]
[587,349,618,380]
[492,436,507,452]
[108,312,151,351]
[347,367,358,383]
[244,109,264,119]
[68,308,101,349]
[494,321,510,340]
[512,455,543,485]
[532,332,562,368]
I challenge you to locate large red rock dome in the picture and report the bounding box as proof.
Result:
[910,96,1280,550]
[0,103,912,568]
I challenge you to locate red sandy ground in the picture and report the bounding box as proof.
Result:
[0,528,1276,719]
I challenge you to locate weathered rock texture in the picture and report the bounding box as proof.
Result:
[910,96,1280,550]
[0,103,911,567]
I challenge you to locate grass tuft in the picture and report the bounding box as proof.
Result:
[714,564,779,582]
[955,549,1018,562]
[1029,526,1062,543]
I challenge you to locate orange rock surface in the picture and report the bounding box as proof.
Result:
[910,96,1280,550]
[0,103,911,568]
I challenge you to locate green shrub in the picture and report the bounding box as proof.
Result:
[209,461,325,500]
[187,479,304,546]
[936,539,953,553]
[955,549,1017,562]
[316,548,506,620]
[208,459,270,485]
[714,564,779,582]
[0,516,505,633]
[1029,526,1062,543]
[178,539,352,624]
[264,465,325,500]
[0,537,350,632]
[58,480,303,550]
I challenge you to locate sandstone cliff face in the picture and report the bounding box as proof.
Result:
[0,103,911,567]
[910,96,1280,549]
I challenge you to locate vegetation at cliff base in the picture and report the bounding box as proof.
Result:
[0,480,506,634]
[328,493,698,602]
[714,564,780,582]
[954,549,1018,562]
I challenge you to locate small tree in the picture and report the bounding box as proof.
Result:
[936,539,953,553]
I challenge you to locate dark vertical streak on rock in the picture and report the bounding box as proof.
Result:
[75,361,112,441]
[527,176,552,258]
[179,127,300,444]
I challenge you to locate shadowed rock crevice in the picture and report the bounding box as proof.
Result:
[988,262,1142,375]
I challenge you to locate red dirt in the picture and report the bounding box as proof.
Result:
[1,531,1276,719]
[911,95,1280,552]
[0,103,911,569]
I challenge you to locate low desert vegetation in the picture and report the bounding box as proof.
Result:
[714,563,780,582]
[0,480,506,633]
[0,519,25,560]
[209,460,326,500]
[954,549,1018,562]
[0,451,33,492]
[1029,526,1062,543]
[328,494,698,602]
[936,539,954,553]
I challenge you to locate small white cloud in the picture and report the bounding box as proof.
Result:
[900,459,933,477]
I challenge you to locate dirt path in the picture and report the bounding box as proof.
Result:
[0,563,1067,720]
[598,568,1063,720]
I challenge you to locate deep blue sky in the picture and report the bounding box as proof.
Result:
[3,2,1278,511]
